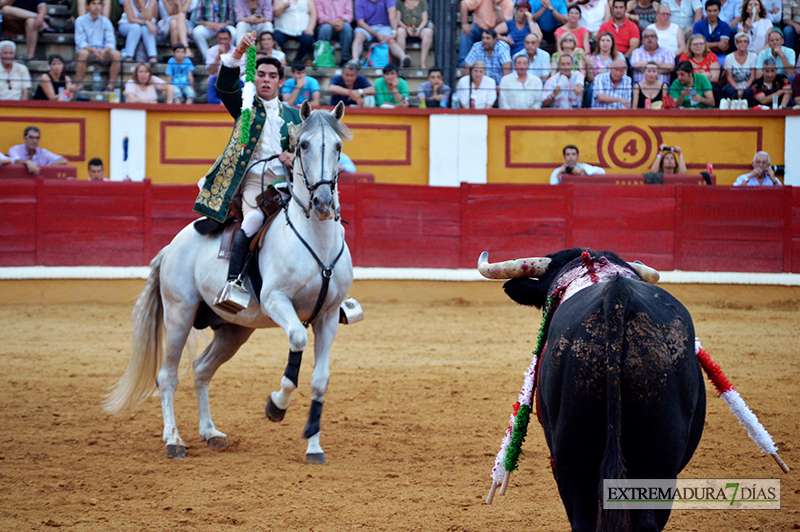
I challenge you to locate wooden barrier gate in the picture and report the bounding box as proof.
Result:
[2,179,799,273]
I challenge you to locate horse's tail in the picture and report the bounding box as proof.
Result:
[102,249,166,415]
[597,275,632,532]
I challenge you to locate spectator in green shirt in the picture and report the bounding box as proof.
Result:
[373,64,410,107]
[669,60,715,108]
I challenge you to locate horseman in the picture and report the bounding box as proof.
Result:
[193,30,302,309]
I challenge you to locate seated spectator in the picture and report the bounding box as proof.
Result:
[763,0,781,23]
[513,32,551,81]
[591,56,632,107]
[119,0,159,63]
[257,30,287,64]
[499,53,543,108]
[0,0,48,62]
[74,0,122,91]
[692,0,730,66]
[662,0,703,30]
[0,41,31,100]
[338,152,356,173]
[315,0,353,66]
[396,0,434,67]
[586,31,623,84]
[550,144,605,184]
[632,61,670,107]
[647,5,686,56]
[417,67,452,107]
[785,0,800,50]
[234,0,272,44]
[206,28,233,78]
[722,32,756,104]
[495,2,542,57]
[33,54,77,101]
[125,61,174,103]
[273,0,316,63]
[157,0,194,54]
[578,0,607,34]
[8,126,68,175]
[373,64,409,106]
[631,28,676,83]
[282,62,321,105]
[670,59,715,107]
[459,0,514,66]
[756,30,795,76]
[191,0,236,62]
[555,6,590,51]
[649,144,687,173]
[328,60,374,106]
[72,0,118,23]
[542,54,584,108]
[719,0,744,27]
[733,151,781,185]
[740,0,771,52]
[455,60,497,108]
[465,29,512,86]
[165,43,195,103]
[599,0,641,57]
[752,57,792,107]
[87,157,107,180]
[352,0,405,65]
[679,34,721,101]
[626,0,658,32]
[550,31,586,77]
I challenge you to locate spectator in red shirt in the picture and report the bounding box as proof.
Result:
[599,0,640,57]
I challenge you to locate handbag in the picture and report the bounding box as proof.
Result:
[365,42,390,68]
[313,40,337,68]
[661,85,677,109]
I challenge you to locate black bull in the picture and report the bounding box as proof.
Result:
[504,250,706,532]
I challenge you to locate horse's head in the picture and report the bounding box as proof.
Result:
[291,101,352,221]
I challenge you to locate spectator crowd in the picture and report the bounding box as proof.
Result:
[0,0,797,107]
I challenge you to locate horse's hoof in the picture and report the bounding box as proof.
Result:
[305,452,327,465]
[206,436,228,450]
[166,444,186,458]
[265,397,287,422]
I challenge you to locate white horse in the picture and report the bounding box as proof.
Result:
[103,101,353,464]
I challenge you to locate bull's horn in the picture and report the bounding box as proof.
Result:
[477,251,551,279]
[628,261,660,284]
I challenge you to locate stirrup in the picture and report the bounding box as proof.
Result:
[339,296,364,324]
[213,280,251,314]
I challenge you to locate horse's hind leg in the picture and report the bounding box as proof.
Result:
[158,309,196,458]
[193,323,254,449]
[304,310,340,465]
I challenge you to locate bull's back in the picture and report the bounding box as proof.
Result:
[537,277,706,476]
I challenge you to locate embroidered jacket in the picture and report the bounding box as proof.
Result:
[194,63,302,222]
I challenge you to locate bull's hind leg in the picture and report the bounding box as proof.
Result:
[158,308,196,458]
[193,323,254,449]
[303,310,339,465]
[263,292,308,422]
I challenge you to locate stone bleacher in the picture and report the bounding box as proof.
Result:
[10,3,435,104]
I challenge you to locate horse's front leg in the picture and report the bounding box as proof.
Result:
[263,292,308,422]
[304,309,339,465]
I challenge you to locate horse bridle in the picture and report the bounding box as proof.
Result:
[289,128,341,221]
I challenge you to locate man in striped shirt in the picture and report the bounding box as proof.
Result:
[591,57,632,108]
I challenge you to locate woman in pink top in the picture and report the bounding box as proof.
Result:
[554,6,590,52]
[586,31,623,83]
[125,62,174,103]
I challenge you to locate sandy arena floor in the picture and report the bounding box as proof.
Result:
[0,279,797,531]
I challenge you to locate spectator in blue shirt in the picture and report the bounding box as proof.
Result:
[165,43,196,103]
[282,63,321,106]
[528,0,568,44]
[465,28,512,85]
[73,0,122,91]
[693,0,730,65]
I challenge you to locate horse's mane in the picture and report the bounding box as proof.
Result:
[297,111,353,143]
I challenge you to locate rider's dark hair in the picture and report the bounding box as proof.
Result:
[256,56,285,79]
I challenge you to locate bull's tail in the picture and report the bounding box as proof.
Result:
[597,275,632,532]
[102,249,166,415]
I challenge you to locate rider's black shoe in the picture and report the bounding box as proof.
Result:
[227,229,252,282]
[214,229,253,313]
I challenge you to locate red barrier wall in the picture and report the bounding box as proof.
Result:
[1,178,798,273]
